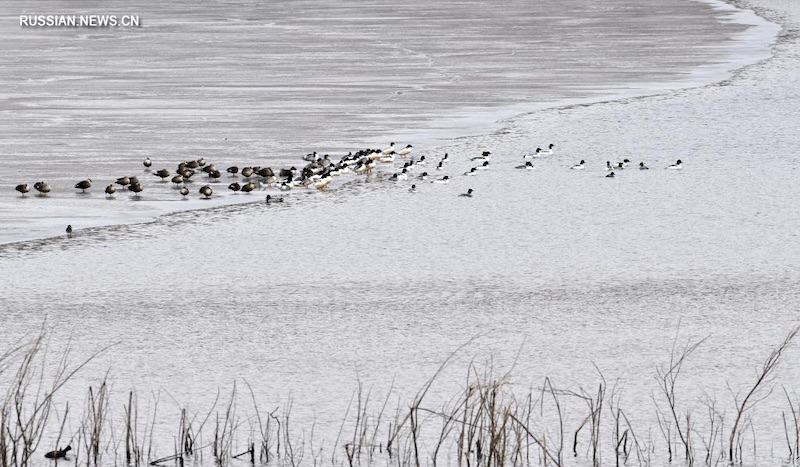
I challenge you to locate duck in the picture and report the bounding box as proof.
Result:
[431,176,450,184]
[179,186,189,197]
[606,171,615,178]
[539,143,555,156]
[143,157,152,168]
[639,162,649,170]
[226,166,239,176]
[34,182,51,195]
[382,142,396,155]
[199,185,213,198]
[265,194,284,204]
[241,167,254,178]
[516,161,534,170]
[75,179,92,192]
[240,182,256,193]
[416,171,429,180]
[115,176,130,187]
[415,155,427,166]
[605,161,613,171]
[570,160,585,170]
[471,151,491,162]
[667,159,683,169]
[436,161,445,170]
[393,169,409,181]
[15,184,30,195]
[228,182,241,192]
[396,144,413,158]
[379,153,395,163]
[105,185,116,197]
[408,184,417,193]
[439,153,449,164]
[153,169,170,180]
[65,226,73,238]
[463,167,478,176]
[475,161,490,170]
[279,182,292,191]
[459,188,474,197]
[129,182,143,196]
[522,148,541,159]
[171,175,185,185]
[45,445,72,459]
[314,177,332,190]
[616,159,630,169]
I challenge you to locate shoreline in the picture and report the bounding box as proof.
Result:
[0,0,783,249]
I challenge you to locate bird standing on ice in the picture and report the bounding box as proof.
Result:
[396,144,413,158]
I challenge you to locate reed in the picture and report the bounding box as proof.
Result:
[1,325,799,467]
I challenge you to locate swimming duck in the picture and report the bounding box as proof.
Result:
[265,194,284,204]
[475,161,490,170]
[639,162,649,170]
[417,171,429,180]
[606,171,615,178]
[463,167,478,176]
[516,161,534,170]
[471,151,491,162]
[667,159,683,169]
[459,188,474,197]
[570,160,585,170]
[65,226,72,238]
[408,184,417,193]
[523,148,541,159]
[539,143,555,156]
[431,176,450,184]
[382,142,396,155]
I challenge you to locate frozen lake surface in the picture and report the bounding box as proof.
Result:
[1,0,799,465]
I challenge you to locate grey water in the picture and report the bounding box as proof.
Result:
[1,0,800,465]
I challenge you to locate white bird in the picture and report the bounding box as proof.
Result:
[396,144,413,158]
[523,148,541,159]
[570,160,585,170]
[539,143,555,156]
[431,176,450,184]
[667,159,683,169]
[463,167,478,176]
[639,162,649,170]
[475,161,490,170]
[382,142,396,155]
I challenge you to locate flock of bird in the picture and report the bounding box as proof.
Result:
[11,141,684,237]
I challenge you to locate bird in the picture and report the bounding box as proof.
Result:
[241,167,254,178]
[314,177,332,190]
[75,179,92,192]
[397,144,413,158]
[154,169,170,180]
[44,445,71,459]
[571,160,586,170]
[639,162,649,170]
[408,184,417,193]
[115,176,130,187]
[606,171,615,178]
[228,182,241,192]
[226,166,239,176]
[417,171,429,180]
[382,142,396,155]
[522,148,541,159]
[265,194,284,204]
[129,182,143,196]
[516,161,534,170]
[463,167,478,176]
[15,184,30,196]
[179,186,189,197]
[65,225,73,238]
[439,153,449,164]
[471,151,491,162]
[431,176,450,184]
[105,185,116,197]
[606,161,613,171]
[199,185,213,198]
[197,157,207,167]
[538,143,555,156]
[667,159,683,169]
[475,161,490,170]
[415,155,427,166]
[616,159,630,169]
[436,161,445,170]
[240,182,256,193]
[279,182,292,191]
[459,188,474,197]
[34,182,51,195]
[171,175,185,185]
[143,157,152,168]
